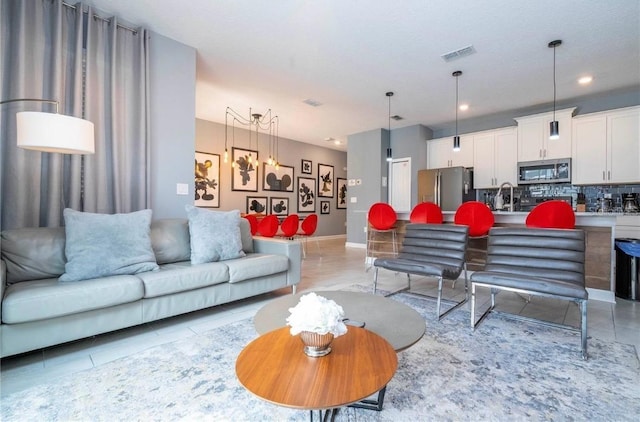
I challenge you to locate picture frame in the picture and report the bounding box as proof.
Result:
[297,177,316,213]
[246,196,268,214]
[336,177,347,209]
[270,197,290,216]
[194,151,220,208]
[317,163,334,197]
[320,200,330,215]
[232,147,259,192]
[262,163,294,192]
[301,159,312,175]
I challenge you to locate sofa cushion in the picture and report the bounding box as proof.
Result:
[150,219,191,264]
[225,253,289,283]
[59,209,159,282]
[239,218,254,254]
[136,261,230,298]
[2,275,144,324]
[185,206,246,264]
[1,227,66,284]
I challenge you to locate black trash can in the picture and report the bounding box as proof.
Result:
[615,238,640,301]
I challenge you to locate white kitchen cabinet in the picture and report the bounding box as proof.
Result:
[515,107,575,162]
[426,135,473,169]
[472,127,518,189]
[572,106,640,185]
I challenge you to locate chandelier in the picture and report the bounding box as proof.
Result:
[224,107,279,169]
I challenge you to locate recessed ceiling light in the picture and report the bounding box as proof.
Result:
[459,104,469,111]
[578,76,593,85]
[334,140,341,145]
[303,99,322,107]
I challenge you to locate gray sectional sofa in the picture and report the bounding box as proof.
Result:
[0,217,301,358]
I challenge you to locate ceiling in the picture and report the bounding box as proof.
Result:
[82,0,640,151]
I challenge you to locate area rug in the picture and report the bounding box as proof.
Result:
[2,293,639,421]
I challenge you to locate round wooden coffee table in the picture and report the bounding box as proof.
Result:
[236,326,397,414]
[254,291,425,352]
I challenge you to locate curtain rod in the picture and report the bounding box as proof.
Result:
[62,1,138,34]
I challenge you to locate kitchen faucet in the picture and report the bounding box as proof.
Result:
[496,181,514,212]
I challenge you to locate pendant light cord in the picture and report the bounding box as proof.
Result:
[455,76,459,137]
[553,44,557,121]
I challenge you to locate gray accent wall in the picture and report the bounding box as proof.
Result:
[391,125,432,208]
[195,119,347,237]
[148,32,196,220]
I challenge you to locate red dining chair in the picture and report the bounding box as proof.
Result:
[277,214,300,239]
[409,202,443,224]
[525,200,576,229]
[243,214,259,236]
[366,203,398,269]
[296,213,319,258]
[256,214,279,237]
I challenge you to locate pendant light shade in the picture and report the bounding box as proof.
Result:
[548,40,562,140]
[386,91,393,162]
[452,71,462,151]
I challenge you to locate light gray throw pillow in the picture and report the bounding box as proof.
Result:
[185,205,246,264]
[59,208,159,282]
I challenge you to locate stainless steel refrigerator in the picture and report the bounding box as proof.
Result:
[417,167,476,211]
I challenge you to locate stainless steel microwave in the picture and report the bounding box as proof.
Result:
[517,158,571,184]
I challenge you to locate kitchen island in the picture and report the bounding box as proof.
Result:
[390,211,619,302]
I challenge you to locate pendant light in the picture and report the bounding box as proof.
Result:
[386,91,393,162]
[452,71,462,151]
[548,40,562,140]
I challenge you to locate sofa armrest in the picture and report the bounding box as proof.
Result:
[1,259,6,319]
[253,238,302,287]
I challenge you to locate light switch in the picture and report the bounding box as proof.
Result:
[176,183,189,195]
[350,197,357,203]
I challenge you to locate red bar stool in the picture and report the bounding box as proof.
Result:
[366,203,398,269]
[525,200,576,229]
[409,202,443,224]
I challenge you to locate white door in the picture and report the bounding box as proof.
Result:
[390,158,411,212]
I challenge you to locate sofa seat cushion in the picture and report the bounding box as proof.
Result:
[2,275,144,324]
[137,261,229,298]
[470,270,588,300]
[225,254,289,284]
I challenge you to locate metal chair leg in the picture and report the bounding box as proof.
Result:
[373,267,379,294]
[580,299,588,360]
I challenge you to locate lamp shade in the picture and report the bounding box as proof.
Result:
[16,111,95,154]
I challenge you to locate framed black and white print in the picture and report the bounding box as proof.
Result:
[317,163,334,197]
[297,177,316,213]
[320,200,330,215]
[336,177,347,209]
[301,159,312,175]
[246,196,268,214]
[270,197,289,216]
[262,163,294,192]
[232,147,258,191]
[194,151,220,208]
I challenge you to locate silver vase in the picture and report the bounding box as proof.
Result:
[299,331,334,357]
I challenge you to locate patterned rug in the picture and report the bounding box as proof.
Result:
[2,292,639,421]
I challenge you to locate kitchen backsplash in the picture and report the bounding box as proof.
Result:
[479,183,640,212]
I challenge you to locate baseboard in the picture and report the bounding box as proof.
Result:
[345,242,366,249]
[587,288,615,303]
[314,234,347,241]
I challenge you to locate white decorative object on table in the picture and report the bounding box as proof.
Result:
[286,292,347,357]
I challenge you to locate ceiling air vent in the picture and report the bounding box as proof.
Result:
[441,45,476,62]
[391,115,403,121]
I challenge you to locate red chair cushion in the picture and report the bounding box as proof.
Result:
[409,202,443,224]
[525,200,576,229]
[368,203,397,230]
[257,215,279,237]
[299,214,318,236]
[454,201,495,237]
[279,214,300,237]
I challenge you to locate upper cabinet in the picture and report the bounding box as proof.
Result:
[473,127,518,189]
[427,135,474,169]
[515,108,575,162]
[572,106,640,185]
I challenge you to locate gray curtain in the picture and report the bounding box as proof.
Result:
[0,0,149,230]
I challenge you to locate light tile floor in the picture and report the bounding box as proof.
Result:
[1,238,639,397]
